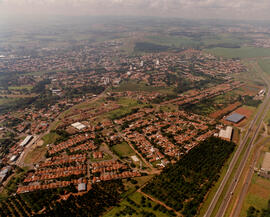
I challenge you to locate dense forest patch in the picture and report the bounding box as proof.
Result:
[142,137,236,217]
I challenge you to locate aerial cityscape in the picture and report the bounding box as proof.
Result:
[1,1,270,217]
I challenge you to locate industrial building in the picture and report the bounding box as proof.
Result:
[218,126,233,141]
[20,135,33,147]
[226,113,245,123]
[71,122,86,130]
[0,166,11,183]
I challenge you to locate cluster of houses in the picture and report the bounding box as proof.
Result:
[114,108,217,164]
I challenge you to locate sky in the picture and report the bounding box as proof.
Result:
[1,0,270,21]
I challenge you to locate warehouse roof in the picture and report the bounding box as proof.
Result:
[20,135,33,147]
[225,113,245,123]
[71,122,86,130]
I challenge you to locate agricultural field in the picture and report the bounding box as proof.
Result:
[258,59,270,74]
[8,85,33,91]
[145,35,200,48]
[205,47,270,59]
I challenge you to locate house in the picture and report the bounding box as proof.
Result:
[78,183,87,192]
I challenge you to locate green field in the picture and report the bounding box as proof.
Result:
[258,59,270,74]
[146,35,200,48]
[106,97,145,120]
[0,98,18,105]
[113,80,174,94]
[103,191,174,217]
[240,174,270,217]
[205,47,270,59]
[8,85,33,90]
[112,142,136,157]
[42,132,61,145]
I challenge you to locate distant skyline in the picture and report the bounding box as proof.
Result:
[1,0,270,21]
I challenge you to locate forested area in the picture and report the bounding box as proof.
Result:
[142,137,235,217]
[0,181,124,217]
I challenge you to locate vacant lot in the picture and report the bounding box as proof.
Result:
[113,80,173,94]
[240,174,270,217]
[210,102,241,119]
[112,142,136,158]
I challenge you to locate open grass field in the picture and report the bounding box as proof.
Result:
[112,142,136,158]
[8,85,33,90]
[202,34,249,47]
[258,58,270,74]
[205,47,270,59]
[239,174,270,217]
[146,35,199,48]
[113,80,174,94]
[103,191,173,217]
[0,98,18,106]
[24,142,47,165]
[106,97,146,120]
[42,132,61,145]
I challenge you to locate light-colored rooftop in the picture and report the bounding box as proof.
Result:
[219,126,233,141]
[78,183,86,191]
[71,122,86,130]
[131,155,139,162]
[261,152,270,172]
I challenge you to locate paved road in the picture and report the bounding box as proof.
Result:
[204,64,270,217]
[231,139,268,217]
[215,64,270,217]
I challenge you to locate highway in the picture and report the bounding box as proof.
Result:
[231,138,269,217]
[204,67,270,217]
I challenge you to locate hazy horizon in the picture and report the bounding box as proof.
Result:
[1,0,270,22]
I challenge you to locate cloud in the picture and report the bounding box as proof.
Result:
[1,0,270,20]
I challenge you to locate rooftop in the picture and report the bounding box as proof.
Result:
[262,152,270,172]
[225,113,245,123]
[78,183,86,191]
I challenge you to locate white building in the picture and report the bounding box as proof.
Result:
[218,126,233,141]
[131,155,140,163]
[20,135,33,147]
[71,122,86,130]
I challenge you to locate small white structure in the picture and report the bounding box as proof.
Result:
[131,155,140,162]
[71,122,86,130]
[10,155,18,162]
[219,126,233,141]
[20,135,33,147]
[78,183,86,191]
